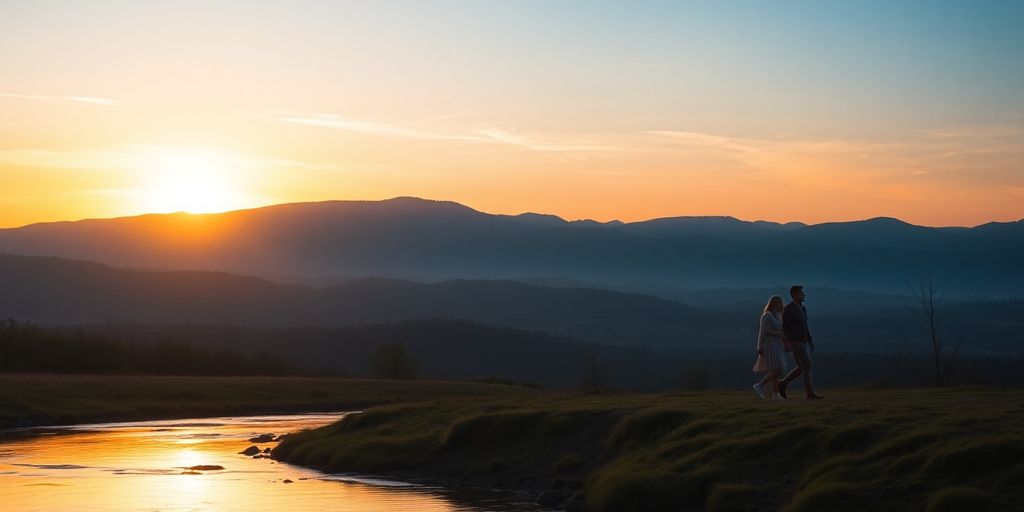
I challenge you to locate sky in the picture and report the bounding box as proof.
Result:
[1,0,1022,228]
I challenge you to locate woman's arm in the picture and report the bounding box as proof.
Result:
[763,314,785,337]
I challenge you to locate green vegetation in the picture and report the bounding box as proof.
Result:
[369,343,419,380]
[273,388,1024,512]
[0,374,538,428]
[0,320,293,375]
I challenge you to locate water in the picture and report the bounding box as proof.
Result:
[0,413,540,512]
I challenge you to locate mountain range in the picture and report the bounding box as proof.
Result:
[1,197,1021,296]
[0,253,718,349]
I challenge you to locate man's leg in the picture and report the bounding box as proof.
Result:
[798,345,817,397]
[778,346,806,399]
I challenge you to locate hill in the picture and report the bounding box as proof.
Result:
[0,253,716,349]
[1,197,1021,295]
[3,253,1022,358]
[272,388,1024,512]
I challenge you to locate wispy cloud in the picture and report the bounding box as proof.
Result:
[0,92,118,106]
[276,112,623,153]
[647,124,1024,186]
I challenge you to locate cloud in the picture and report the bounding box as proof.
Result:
[0,92,118,106]
[473,127,623,152]
[277,112,623,153]
[646,125,1022,173]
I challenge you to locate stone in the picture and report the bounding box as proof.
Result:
[240,446,261,456]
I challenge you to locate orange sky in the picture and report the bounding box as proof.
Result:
[2,2,1022,228]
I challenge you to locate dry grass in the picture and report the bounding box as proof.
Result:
[272,388,1024,511]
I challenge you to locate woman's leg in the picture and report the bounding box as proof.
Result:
[765,370,780,398]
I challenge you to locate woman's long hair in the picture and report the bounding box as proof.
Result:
[763,295,784,314]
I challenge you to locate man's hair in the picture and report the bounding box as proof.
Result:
[790,285,804,297]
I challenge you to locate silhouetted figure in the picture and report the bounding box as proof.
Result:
[778,286,822,399]
[752,295,787,400]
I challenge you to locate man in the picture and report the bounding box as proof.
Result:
[778,285,823,400]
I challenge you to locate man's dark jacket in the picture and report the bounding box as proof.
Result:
[782,302,813,344]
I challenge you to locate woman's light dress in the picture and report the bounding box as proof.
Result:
[753,311,787,373]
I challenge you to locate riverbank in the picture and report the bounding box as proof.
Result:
[0,374,540,429]
[272,388,1024,512]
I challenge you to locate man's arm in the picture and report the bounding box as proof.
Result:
[782,304,798,341]
[804,307,814,350]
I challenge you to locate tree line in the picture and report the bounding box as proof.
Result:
[0,319,293,376]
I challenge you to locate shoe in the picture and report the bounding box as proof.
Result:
[807,393,824,400]
[753,383,765,400]
[777,381,788,399]
[774,393,787,401]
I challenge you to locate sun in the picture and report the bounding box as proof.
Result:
[141,150,251,214]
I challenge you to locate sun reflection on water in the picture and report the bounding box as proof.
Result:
[0,414,509,512]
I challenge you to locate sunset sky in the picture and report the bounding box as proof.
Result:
[2,0,1022,228]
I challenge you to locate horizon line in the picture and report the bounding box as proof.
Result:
[3,196,1021,231]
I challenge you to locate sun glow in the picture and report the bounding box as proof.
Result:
[141,150,252,214]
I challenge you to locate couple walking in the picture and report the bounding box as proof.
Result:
[752,285,823,400]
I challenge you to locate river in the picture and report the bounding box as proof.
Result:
[0,413,542,511]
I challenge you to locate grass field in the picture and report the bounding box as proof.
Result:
[0,374,539,429]
[272,388,1024,512]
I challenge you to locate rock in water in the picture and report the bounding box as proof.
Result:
[240,446,261,456]
[249,433,276,443]
[187,465,225,471]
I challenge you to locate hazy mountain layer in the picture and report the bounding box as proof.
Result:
[0,253,716,349]
[1,197,1020,295]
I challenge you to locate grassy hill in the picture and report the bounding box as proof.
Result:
[272,388,1024,512]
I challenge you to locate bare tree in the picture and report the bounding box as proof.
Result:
[901,274,961,387]
[370,343,419,380]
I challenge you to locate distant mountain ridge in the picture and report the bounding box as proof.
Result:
[3,253,1020,356]
[1,197,1021,295]
[0,253,714,348]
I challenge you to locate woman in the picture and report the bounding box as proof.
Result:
[753,295,788,400]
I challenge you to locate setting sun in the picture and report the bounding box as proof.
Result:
[141,150,251,214]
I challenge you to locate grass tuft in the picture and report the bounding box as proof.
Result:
[921,437,1024,481]
[443,410,546,448]
[784,482,867,512]
[926,487,1007,512]
[605,408,690,452]
[706,483,761,512]
[587,465,719,512]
